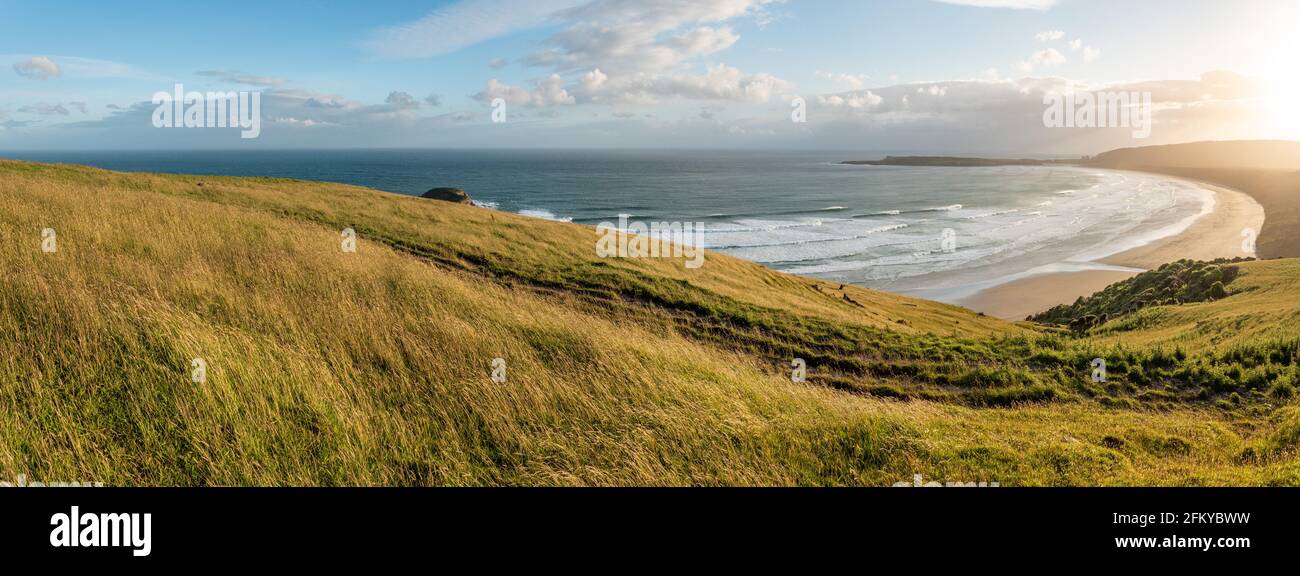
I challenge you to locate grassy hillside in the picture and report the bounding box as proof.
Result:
[1030,258,1249,329]
[1090,140,1300,172]
[3,159,1300,486]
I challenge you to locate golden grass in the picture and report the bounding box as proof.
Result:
[1,159,1297,486]
[1086,259,1300,350]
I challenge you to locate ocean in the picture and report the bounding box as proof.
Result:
[3,149,1210,302]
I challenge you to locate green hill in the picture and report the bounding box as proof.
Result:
[1030,258,1250,329]
[3,159,1299,486]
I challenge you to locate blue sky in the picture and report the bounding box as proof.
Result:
[2,0,1297,152]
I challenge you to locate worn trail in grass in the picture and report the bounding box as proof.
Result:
[2,160,1298,485]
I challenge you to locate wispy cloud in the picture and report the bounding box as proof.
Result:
[816,71,870,90]
[384,91,421,110]
[1031,48,1066,66]
[0,111,36,129]
[196,70,287,87]
[12,56,61,79]
[4,55,147,79]
[933,0,1056,9]
[362,0,586,59]
[18,102,88,116]
[527,0,772,74]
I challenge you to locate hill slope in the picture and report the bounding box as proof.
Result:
[1090,140,1300,172]
[1087,140,1300,258]
[3,159,1299,486]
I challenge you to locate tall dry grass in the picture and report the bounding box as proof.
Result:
[1,160,1297,486]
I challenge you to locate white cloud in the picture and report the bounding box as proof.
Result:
[19,102,86,115]
[385,91,421,110]
[4,55,147,80]
[474,79,539,106]
[1031,48,1066,66]
[817,91,883,109]
[13,56,61,79]
[816,71,869,90]
[533,74,578,105]
[932,0,1056,9]
[362,0,586,58]
[772,72,1271,153]
[917,84,948,97]
[469,1,789,107]
[1069,39,1083,51]
[581,68,609,92]
[267,117,335,127]
[555,64,791,105]
[303,95,352,109]
[664,26,741,57]
[641,64,790,102]
[1035,30,1065,42]
[698,104,724,120]
[7,68,1272,153]
[525,0,767,75]
[197,70,287,87]
[474,75,576,107]
[1083,46,1102,63]
[60,56,144,78]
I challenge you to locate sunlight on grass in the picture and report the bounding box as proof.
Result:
[1,160,1297,486]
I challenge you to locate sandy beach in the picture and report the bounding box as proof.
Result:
[957,176,1266,320]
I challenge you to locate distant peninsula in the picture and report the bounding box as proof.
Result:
[842,156,1074,167]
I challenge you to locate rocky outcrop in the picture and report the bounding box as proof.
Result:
[420,187,472,204]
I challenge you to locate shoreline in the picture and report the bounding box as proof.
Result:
[956,174,1266,320]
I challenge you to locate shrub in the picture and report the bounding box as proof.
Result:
[1030,258,1251,327]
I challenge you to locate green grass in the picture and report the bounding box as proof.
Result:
[1031,258,1250,329]
[2,159,1299,486]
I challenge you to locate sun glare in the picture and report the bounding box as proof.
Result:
[1260,2,1300,138]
